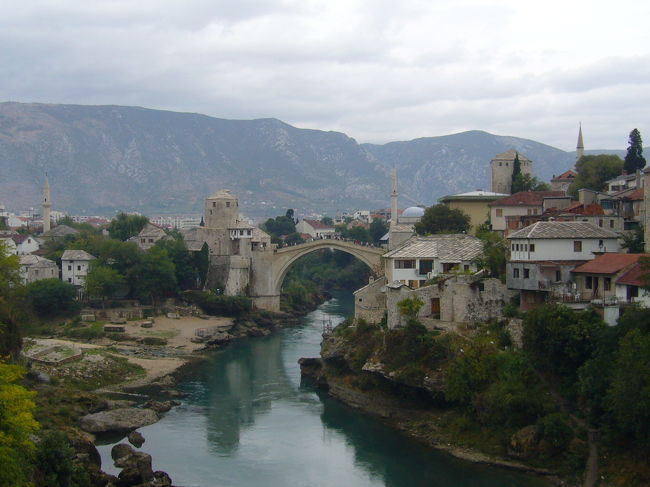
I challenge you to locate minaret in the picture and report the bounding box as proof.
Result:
[576,123,585,163]
[42,175,51,233]
[390,168,398,229]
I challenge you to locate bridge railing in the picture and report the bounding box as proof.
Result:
[276,235,384,249]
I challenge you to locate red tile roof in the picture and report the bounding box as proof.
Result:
[572,253,645,275]
[488,191,566,207]
[623,188,644,201]
[552,170,577,181]
[616,262,650,287]
[303,219,334,230]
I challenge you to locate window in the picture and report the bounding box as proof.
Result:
[496,209,503,217]
[148,238,154,243]
[555,270,561,282]
[419,259,433,275]
[68,278,72,283]
[68,265,72,271]
[609,220,614,228]
[464,265,470,271]
[226,201,231,207]
[395,260,416,269]
[523,268,530,279]
[598,219,603,227]
[586,276,593,289]
[529,244,535,252]
[77,265,81,271]
[527,209,532,215]
[212,202,216,207]
[604,277,611,291]
[408,280,417,288]
[533,208,539,215]
[442,263,457,273]
[524,244,528,251]
[513,268,520,278]
[574,241,582,252]
[141,238,145,243]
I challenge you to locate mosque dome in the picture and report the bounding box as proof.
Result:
[402,206,425,218]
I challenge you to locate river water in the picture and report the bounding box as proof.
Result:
[98,293,549,487]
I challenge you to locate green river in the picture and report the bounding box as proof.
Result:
[98,292,549,486]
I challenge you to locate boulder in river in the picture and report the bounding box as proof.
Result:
[127,430,145,447]
[80,407,159,434]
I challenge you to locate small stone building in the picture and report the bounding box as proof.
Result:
[61,250,96,287]
[132,222,173,250]
[19,255,58,284]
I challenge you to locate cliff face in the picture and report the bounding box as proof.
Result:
[0,102,578,216]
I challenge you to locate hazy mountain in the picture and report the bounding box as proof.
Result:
[0,102,619,218]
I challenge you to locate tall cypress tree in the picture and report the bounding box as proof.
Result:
[624,128,646,173]
[510,152,522,193]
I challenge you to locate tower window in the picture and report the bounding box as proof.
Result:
[213,202,216,207]
[226,202,231,207]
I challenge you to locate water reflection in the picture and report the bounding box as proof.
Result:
[98,294,550,487]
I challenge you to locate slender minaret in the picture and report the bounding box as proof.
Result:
[576,123,585,163]
[42,175,51,233]
[390,168,398,229]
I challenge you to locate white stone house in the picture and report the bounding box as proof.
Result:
[506,221,620,310]
[383,234,483,289]
[19,255,58,284]
[132,222,173,251]
[11,234,40,255]
[488,191,566,234]
[615,261,650,307]
[295,219,335,239]
[61,250,96,287]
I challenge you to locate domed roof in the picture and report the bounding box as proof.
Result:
[402,206,425,217]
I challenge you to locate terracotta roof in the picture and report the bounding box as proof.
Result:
[622,188,644,201]
[303,219,334,230]
[616,262,650,286]
[572,253,645,275]
[488,191,565,207]
[552,170,577,181]
[507,221,619,240]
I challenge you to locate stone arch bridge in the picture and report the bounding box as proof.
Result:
[250,239,386,311]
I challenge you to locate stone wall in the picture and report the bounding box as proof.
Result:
[353,277,387,324]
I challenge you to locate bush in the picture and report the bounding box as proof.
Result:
[63,323,104,340]
[538,413,573,452]
[25,279,80,318]
[141,337,167,346]
[182,291,252,316]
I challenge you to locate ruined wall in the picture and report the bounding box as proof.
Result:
[353,277,387,324]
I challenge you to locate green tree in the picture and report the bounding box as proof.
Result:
[414,204,470,235]
[568,154,624,197]
[510,152,522,192]
[473,229,507,280]
[34,431,75,487]
[606,329,650,445]
[345,226,370,242]
[85,264,126,303]
[623,128,646,174]
[512,173,551,192]
[0,241,25,361]
[130,247,177,305]
[154,238,197,289]
[369,218,388,244]
[320,216,334,226]
[397,296,424,323]
[107,212,149,241]
[262,212,297,238]
[25,279,79,317]
[621,226,644,253]
[0,364,39,487]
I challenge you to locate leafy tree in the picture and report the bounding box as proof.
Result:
[95,239,142,277]
[34,431,76,487]
[320,216,334,226]
[25,279,79,317]
[0,242,25,360]
[623,128,646,174]
[414,204,470,235]
[369,218,388,244]
[345,226,370,242]
[154,238,197,289]
[0,364,39,487]
[473,229,507,280]
[397,296,423,322]
[568,154,624,197]
[107,212,148,241]
[130,247,177,305]
[523,304,606,380]
[85,264,126,303]
[621,226,644,253]
[606,329,650,445]
[512,173,551,192]
[285,209,295,219]
[283,232,305,245]
[262,212,296,238]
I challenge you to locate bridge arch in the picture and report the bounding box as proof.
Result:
[270,240,385,295]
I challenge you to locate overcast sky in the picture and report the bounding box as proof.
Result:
[1,0,649,150]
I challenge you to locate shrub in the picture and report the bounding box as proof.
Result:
[182,291,252,316]
[538,413,573,452]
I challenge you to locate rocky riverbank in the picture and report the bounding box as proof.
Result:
[25,307,308,487]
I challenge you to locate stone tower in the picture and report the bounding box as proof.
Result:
[204,189,238,229]
[490,150,533,194]
[576,123,585,163]
[42,175,51,233]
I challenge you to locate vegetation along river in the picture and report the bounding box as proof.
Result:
[98,292,548,486]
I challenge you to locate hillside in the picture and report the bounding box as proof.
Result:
[0,102,591,217]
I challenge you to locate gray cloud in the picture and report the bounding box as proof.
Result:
[0,0,648,150]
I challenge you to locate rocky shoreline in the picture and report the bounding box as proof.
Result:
[299,357,564,486]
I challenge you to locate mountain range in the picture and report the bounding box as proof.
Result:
[0,102,622,218]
